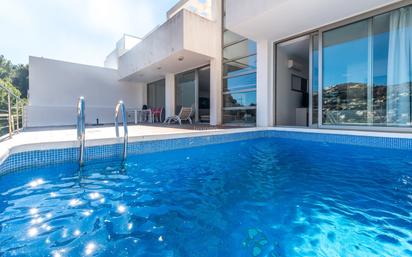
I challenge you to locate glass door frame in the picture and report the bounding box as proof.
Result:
[175,65,211,123]
[273,33,316,127]
[316,1,412,132]
[147,79,166,109]
[309,32,319,127]
[175,69,198,122]
[271,1,412,131]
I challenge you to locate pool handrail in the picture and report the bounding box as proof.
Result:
[115,100,128,161]
[0,82,25,140]
[77,96,85,166]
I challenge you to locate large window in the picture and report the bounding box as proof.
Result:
[147,79,165,108]
[222,0,256,124]
[222,32,257,124]
[322,6,412,127]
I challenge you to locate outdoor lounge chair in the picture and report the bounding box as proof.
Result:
[164,107,193,125]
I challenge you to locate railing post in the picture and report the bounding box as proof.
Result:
[1,83,24,139]
[21,103,25,128]
[7,93,12,137]
[16,99,19,130]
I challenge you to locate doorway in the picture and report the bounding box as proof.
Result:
[175,66,210,123]
[275,35,311,127]
[147,79,165,109]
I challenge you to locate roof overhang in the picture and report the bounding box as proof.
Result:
[118,9,218,83]
[120,49,211,82]
[225,0,404,42]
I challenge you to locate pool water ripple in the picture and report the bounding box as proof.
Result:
[0,138,411,256]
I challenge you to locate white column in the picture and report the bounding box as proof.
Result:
[209,0,223,126]
[210,59,222,125]
[165,73,175,117]
[256,39,274,127]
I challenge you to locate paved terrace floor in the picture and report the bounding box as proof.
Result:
[0,124,248,162]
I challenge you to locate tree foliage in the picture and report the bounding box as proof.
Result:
[12,64,29,98]
[0,55,28,98]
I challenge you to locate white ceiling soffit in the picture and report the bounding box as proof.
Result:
[121,50,211,83]
[225,0,404,42]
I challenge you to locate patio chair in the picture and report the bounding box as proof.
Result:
[152,107,164,123]
[164,107,193,125]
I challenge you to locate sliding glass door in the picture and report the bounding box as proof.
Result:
[321,5,412,127]
[147,79,165,108]
[175,67,210,122]
[322,20,369,125]
[175,71,196,115]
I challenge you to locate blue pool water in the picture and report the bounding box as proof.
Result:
[0,137,412,256]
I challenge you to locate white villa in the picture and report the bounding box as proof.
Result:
[27,0,412,131]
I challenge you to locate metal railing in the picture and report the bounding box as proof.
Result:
[77,97,86,166]
[115,100,128,162]
[0,82,24,139]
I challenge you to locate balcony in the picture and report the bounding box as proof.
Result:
[118,9,218,82]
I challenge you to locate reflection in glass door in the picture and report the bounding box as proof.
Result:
[147,79,165,108]
[175,67,211,123]
[175,71,196,116]
[321,6,412,127]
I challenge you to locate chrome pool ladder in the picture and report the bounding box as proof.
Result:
[115,100,128,162]
[77,96,86,166]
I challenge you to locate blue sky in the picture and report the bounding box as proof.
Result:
[0,0,178,66]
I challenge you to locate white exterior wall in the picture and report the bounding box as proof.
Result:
[28,56,144,127]
[104,50,118,69]
[183,10,218,58]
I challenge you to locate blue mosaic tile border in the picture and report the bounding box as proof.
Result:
[1,130,411,175]
[266,131,412,150]
[0,147,79,175]
[0,131,267,175]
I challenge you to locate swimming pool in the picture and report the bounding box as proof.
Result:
[0,131,411,256]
